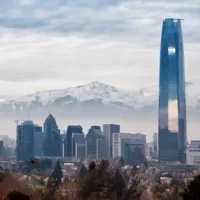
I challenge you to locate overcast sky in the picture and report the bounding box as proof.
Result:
[0,0,199,98]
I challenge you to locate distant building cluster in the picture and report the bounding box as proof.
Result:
[15,114,147,165]
[0,135,15,161]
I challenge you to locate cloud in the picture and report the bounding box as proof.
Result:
[0,0,199,41]
[0,0,199,96]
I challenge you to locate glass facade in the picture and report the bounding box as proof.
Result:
[121,137,146,165]
[72,133,85,157]
[86,126,104,159]
[96,138,106,159]
[112,133,146,165]
[158,18,187,163]
[153,133,158,154]
[16,121,35,161]
[103,124,120,158]
[124,144,146,165]
[43,114,62,157]
[34,125,43,157]
[64,125,83,157]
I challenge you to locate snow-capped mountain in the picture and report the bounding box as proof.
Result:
[0,81,199,115]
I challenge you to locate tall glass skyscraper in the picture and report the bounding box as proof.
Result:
[158,18,187,163]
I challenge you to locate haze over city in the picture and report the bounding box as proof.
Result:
[0,0,200,141]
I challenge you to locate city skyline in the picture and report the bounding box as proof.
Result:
[0,1,199,142]
[0,0,199,98]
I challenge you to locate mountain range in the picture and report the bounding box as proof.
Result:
[1,81,200,140]
[0,81,199,118]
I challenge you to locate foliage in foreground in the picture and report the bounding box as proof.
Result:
[1,160,200,200]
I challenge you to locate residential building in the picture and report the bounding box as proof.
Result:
[103,124,120,158]
[158,18,187,163]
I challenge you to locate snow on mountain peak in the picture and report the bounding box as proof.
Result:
[3,81,200,110]
[5,81,157,109]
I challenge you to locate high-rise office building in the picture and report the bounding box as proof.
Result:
[158,18,187,163]
[85,126,105,159]
[96,138,106,160]
[103,124,120,158]
[43,114,62,157]
[16,121,43,161]
[16,121,35,161]
[113,133,146,165]
[64,125,83,157]
[72,132,85,157]
[34,125,44,157]
[75,143,86,159]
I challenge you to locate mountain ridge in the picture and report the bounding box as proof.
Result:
[0,81,199,115]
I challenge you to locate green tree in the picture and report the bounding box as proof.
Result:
[119,156,125,167]
[40,158,52,169]
[0,171,9,183]
[123,176,143,200]
[181,174,200,200]
[78,160,128,200]
[115,169,126,200]
[80,165,87,179]
[52,160,62,186]
[5,191,30,200]
[88,161,96,172]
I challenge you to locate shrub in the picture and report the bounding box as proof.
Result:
[4,191,30,200]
